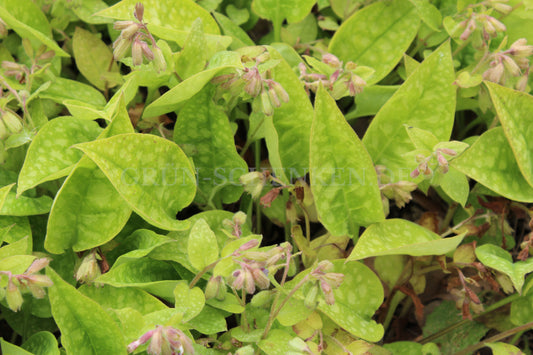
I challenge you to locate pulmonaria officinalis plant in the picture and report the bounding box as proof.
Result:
[0,0,533,354]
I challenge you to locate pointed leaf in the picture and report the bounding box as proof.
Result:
[175,18,208,79]
[95,0,220,35]
[440,167,469,206]
[187,218,219,270]
[187,305,227,334]
[329,0,419,84]
[45,105,134,253]
[0,339,33,355]
[174,87,247,204]
[363,42,456,182]
[41,78,106,107]
[75,133,196,230]
[0,194,52,216]
[47,268,127,355]
[263,46,314,182]
[17,117,102,194]
[486,82,533,188]
[73,27,120,90]
[348,219,466,260]
[452,127,533,202]
[310,85,384,236]
[0,183,14,210]
[475,244,533,293]
[0,216,31,244]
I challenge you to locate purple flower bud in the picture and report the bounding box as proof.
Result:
[237,239,260,252]
[134,2,144,22]
[25,258,50,275]
[502,55,521,76]
[6,278,22,312]
[252,267,270,290]
[141,42,154,61]
[320,280,335,305]
[271,82,289,103]
[267,87,281,108]
[486,15,506,33]
[483,62,505,83]
[114,20,136,31]
[322,53,341,68]
[509,39,533,58]
[242,67,262,97]
[244,268,256,294]
[410,168,420,178]
[439,148,457,156]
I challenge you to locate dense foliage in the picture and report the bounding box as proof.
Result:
[0,0,533,354]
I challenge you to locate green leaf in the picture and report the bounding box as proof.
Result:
[79,284,167,315]
[310,85,384,236]
[485,342,524,355]
[47,267,127,355]
[112,229,174,266]
[263,46,314,182]
[330,0,362,19]
[0,183,14,210]
[0,216,31,244]
[174,281,205,322]
[0,236,31,259]
[0,193,52,216]
[258,329,295,355]
[143,65,241,117]
[70,0,112,24]
[176,18,208,79]
[452,127,533,202]
[21,331,60,355]
[486,82,533,188]
[17,117,102,195]
[363,42,456,182]
[45,104,133,253]
[73,27,120,91]
[348,219,466,260]
[96,258,180,301]
[174,87,247,204]
[409,0,442,31]
[384,341,424,355]
[439,167,470,206]
[475,244,533,293]
[0,0,69,57]
[329,0,419,84]
[75,133,196,231]
[41,78,107,108]
[350,85,399,119]
[96,0,220,35]
[252,0,316,24]
[0,339,33,355]
[187,305,227,334]
[187,218,219,271]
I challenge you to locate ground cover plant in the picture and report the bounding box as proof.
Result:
[0,0,533,354]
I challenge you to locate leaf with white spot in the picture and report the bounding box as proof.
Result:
[329,0,419,84]
[258,329,295,355]
[286,260,384,342]
[0,193,52,216]
[263,46,314,182]
[75,133,196,231]
[96,258,181,301]
[439,166,470,206]
[73,27,120,91]
[348,219,466,261]
[0,216,31,244]
[174,86,247,205]
[0,183,14,210]
[95,0,220,35]
[45,103,133,253]
[452,127,533,202]
[363,42,455,182]
[486,82,533,188]
[112,229,174,267]
[175,18,208,79]
[252,0,316,25]
[187,218,219,271]
[310,85,384,237]
[17,117,102,195]
[174,281,205,322]
[475,244,533,293]
[47,268,127,355]
[79,284,167,315]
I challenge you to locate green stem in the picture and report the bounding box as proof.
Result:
[254,140,262,234]
[454,321,533,355]
[189,255,232,288]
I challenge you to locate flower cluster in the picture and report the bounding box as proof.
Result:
[410,148,457,178]
[299,53,367,99]
[112,3,166,72]
[211,51,289,116]
[127,325,194,355]
[306,260,344,306]
[0,258,53,312]
[482,39,532,90]
[228,242,292,295]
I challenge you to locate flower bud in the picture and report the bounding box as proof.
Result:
[75,252,101,284]
[260,90,274,116]
[410,168,420,178]
[251,267,270,290]
[120,23,141,41]
[502,55,521,76]
[242,67,263,97]
[205,275,226,300]
[320,280,335,305]
[286,200,299,224]
[152,46,167,73]
[236,239,260,252]
[493,3,512,14]
[516,74,529,92]
[322,53,341,68]
[271,81,289,103]
[114,20,136,31]
[239,171,266,199]
[113,38,131,61]
[141,42,154,61]
[486,16,506,33]
[132,39,143,66]
[25,258,50,275]
[6,278,23,312]
[2,111,22,133]
[233,211,247,227]
[134,2,144,22]
[260,187,281,207]
[509,38,533,57]
[483,61,505,83]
